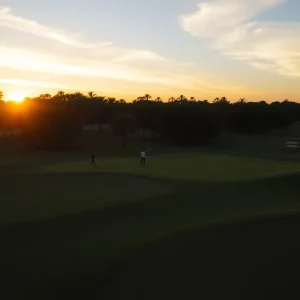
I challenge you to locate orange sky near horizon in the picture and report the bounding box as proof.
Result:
[2,82,299,103]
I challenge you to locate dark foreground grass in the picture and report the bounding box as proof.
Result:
[1,174,171,225]
[103,215,300,300]
[2,170,300,299]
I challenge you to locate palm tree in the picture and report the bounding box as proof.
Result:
[88,91,97,99]
[38,94,52,101]
[144,94,152,101]
[57,91,65,97]
[74,92,84,97]
[53,91,67,102]
[220,96,229,103]
[177,95,187,103]
[154,97,162,102]
[168,97,176,102]
[190,97,196,102]
[119,99,126,104]
[237,98,246,104]
[134,96,146,102]
[213,97,220,103]
[108,97,116,104]
[97,96,106,102]
[65,92,83,102]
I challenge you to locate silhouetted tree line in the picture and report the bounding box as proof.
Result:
[0,91,299,150]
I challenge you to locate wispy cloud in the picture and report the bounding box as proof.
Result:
[0,77,119,93]
[0,46,177,85]
[0,5,256,99]
[0,78,68,89]
[180,0,300,77]
[112,50,166,62]
[0,44,251,97]
[0,6,111,48]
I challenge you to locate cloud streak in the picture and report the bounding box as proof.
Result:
[0,44,251,97]
[180,0,300,77]
[112,50,166,62]
[0,5,257,99]
[0,6,111,48]
[0,78,69,89]
[0,46,179,86]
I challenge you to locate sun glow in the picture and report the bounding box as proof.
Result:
[8,91,27,103]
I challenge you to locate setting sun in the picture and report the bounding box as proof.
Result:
[8,91,26,103]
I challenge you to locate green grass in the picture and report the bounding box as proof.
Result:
[1,174,171,225]
[40,153,300,181]
[2,148,300,299]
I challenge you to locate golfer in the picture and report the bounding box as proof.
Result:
[91,152,96,167]
[140,150,146,165]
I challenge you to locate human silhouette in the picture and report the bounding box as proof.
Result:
[91,153,96,167]
[140,150,146,165]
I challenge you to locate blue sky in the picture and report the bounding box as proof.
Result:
[0,0,299,101]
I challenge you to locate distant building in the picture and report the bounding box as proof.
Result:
[286,138,300,149]
[83,124,100,131]
[82,124,111,132]
[0,129,22,137]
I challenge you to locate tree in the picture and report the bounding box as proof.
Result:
[96,96,106,102]
[177,95,187,103]
[135,96,145,102]
[57,91,65,97]
[237,98,246,104]
[144,94,152,101]
[53,91,67,103]
[160,106,224,145]
[0,90,4,101]
[67,92,84,101]
[108,97,116,104]
[24,104,80,150]
[3,89,299,151]
[113,114,136,148]
[88,91,97,99]
[214,97,230,104]
[39,94,52,101]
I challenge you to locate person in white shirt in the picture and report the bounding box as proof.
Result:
[140,151,146,165]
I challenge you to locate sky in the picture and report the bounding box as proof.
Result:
[0,0,299,102]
